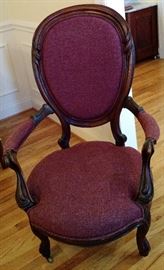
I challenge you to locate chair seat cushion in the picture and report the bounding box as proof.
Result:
[27,141,144,242]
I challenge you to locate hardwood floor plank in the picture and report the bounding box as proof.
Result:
[0,59,163,269]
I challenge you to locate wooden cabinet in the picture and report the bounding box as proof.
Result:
[126,5,158,62]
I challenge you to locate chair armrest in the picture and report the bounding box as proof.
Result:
[0,104,53,168]
[3,118,36,154]
[124,96,160,204]
[0,104,54,212]
[136,111,159,143]
[124,97,160,143]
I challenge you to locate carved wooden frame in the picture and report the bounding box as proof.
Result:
[0,104,53,211]
[124,97,155,205]
[32,4,135,147]
[0,4,159,263]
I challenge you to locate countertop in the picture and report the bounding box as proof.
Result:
[125,2,157,13]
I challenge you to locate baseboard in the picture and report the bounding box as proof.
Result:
[0,100,32,120]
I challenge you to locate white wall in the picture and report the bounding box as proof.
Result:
[158,0,164,58]
[0,22,32,119]
[101,0,125,17]
[2,0,93,22]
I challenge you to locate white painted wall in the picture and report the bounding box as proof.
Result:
[2,0,93,22]
[101,0,125,17]
[158,0,164,58]
[0,23,32,119]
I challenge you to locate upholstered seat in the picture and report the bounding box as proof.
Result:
[27,142,144,241]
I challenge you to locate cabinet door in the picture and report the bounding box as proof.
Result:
[126,6,158,62]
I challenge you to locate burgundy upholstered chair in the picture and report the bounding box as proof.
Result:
[0,5,160,263]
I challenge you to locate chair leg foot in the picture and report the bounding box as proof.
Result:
[138,237,151,256]
[47,256,54,263]
[31,226,53,262]
[136,212,151,257]
[39,236,52,262]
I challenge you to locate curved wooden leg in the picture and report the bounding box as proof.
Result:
[31,226,53,262]
[136,211,151,256]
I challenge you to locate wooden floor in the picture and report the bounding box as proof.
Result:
[0,59,164,270]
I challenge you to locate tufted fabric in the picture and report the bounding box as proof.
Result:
[137,111,160,142]
[3,118,35,154]
[27,141,144,240]
[42,15,123,120]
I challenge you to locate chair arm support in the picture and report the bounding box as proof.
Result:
[124,97,159,204]
[124,97,160,143]
[0,104,53,211]
[137,138,155,204]
[6,151,36,211]
[0,104,53,168]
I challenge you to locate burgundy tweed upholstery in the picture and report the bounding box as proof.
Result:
[42,16,123,120]
[27,142,144,240]
[3,118,35,154]
[137,111,160,142]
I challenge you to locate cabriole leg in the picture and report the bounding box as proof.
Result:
[31,226,53,262]
[136,212,151,256]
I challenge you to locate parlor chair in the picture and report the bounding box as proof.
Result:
[0,5,160,263]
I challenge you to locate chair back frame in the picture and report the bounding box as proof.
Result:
[32,4,135,147]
